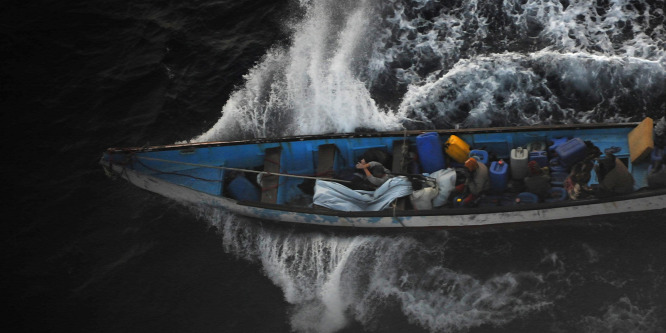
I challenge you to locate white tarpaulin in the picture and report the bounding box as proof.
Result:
[313,177,413,211]
[429,168,457,207]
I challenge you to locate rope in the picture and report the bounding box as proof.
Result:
[134,157,224,182]
[394,129,408,228]
[135,155,351,183]
[392,198,405,227]
[401,127,409,173]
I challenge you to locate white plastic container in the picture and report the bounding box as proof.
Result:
[510,147,529,179]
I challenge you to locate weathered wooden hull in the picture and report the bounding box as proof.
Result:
[103,162,666,229]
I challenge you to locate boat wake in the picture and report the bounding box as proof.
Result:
[189,0,666,331]
[193,207,666,332]
[197,209,556,332]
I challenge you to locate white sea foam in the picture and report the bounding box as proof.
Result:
[399,51,664,127]
[209,214,554,332]
[190,0,666,331]
[579,297,662,333]
[505,0,665,60]
[192,0,663,143]
[190,205,666,333]
[193,0,404,142]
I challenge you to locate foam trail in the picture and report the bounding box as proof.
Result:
[203,211,554,332]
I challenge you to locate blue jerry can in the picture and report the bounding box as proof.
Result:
[489,159,509,193]
[545,187,567,203]
[549,157,568,173]
[555,138,588,167]
[416,132,446,173]
[550,171,568,187]
[549,137,569,153]
[515,192,539,204]
[469,149,489,165]
[453,195,466,208]
[529,151,548,167]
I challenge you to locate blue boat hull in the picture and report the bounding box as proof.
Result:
[101,123,666,228]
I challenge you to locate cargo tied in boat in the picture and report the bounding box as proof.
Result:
[101,120,666,229]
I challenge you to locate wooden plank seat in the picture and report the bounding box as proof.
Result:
[317,144,338,179]
[261,147,282,204]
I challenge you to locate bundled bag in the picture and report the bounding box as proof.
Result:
[409,175,438,210]
[429,168,457,207]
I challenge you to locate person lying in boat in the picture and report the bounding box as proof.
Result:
[453,158,489,206]
[354,159,391,189]
[524,160,551,200]
[594,153,634,197]
[647,159,666,189]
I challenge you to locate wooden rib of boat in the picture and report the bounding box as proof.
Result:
[100,122,666,228]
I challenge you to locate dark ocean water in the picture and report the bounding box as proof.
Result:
[3,0,666,332]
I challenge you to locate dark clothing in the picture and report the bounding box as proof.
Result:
[361,149,390,167]
[647,161,666,188]
[524,173,551,199]
[596,157,634,195]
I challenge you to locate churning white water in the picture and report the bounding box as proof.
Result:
[193,0,664,142]
[190,0,665,331]
[198,210,554,332]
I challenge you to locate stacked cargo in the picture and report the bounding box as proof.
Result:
[408,119,657,209]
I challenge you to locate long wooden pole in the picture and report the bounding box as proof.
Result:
[136,156,351,183]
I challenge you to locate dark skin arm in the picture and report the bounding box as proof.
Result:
[355,159,373,177]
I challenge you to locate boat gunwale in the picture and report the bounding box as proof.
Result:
[235,187,666,218]
[102,121,664,223]
[100,160,665,228]
[105,122,640,154]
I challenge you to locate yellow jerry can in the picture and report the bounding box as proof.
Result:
[444,135,470,164]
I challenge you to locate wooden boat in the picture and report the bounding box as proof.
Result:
[100,121,666,228]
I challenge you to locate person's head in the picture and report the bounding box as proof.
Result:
[464,158,478,172]
[603,153,616,166]
[370,164,386,178]
[528,160,541,176]
[597,153,616,180]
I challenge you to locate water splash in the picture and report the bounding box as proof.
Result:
[399,51,665,128]
[193,0,404,142]
[209,213,553,332]
[193,0,664,143]
[189,0,666,332]
[505,0,666,60]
